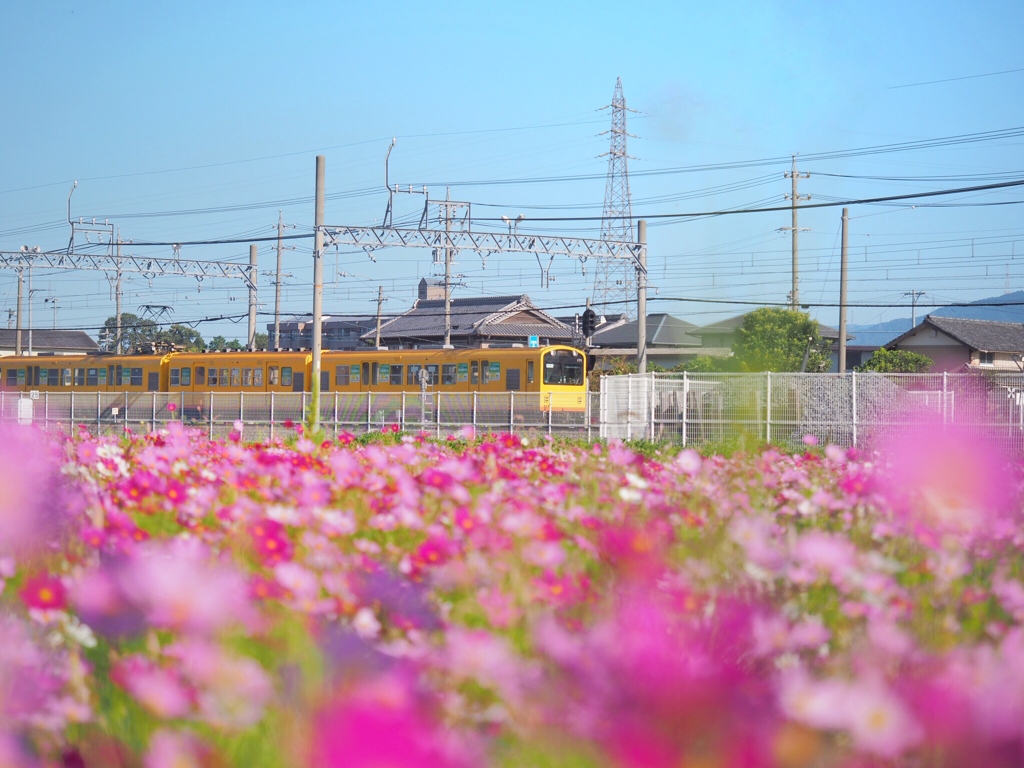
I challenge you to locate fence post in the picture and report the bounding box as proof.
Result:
[682,371,689,447]
[851,371,858,447]
[627,374,633,441]
[208,391,213,440]
[473,392,478,431]
[43,392,49,431]
[239,391,244,425]
[509,392,515,434]
[649,374,656,441]
[367,391,372,434]
[548,391,553,435]
[436,392,441,438]
[151,392,157,433]
[70,391,75,432]
[766,372,772,444]
[400,392,405,433]
[96,390,101,430]
[942,372,949,424]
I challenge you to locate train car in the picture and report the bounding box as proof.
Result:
[1,352,168,394]
[1,345,588,412]
[321,345,587,410]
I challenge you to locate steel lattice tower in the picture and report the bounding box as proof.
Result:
[592,77,637,316]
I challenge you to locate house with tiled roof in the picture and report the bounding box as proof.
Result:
[365,291,574,349]
[0,329,99,356]
[587,313,731,370]
[886,315,1024,372]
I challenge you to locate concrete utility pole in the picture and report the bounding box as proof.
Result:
[115,232,123,352]
[375,285,385,348]
[273,211,296,350]
[311,156,326,431]
[783,155,811,310]
[443,189,453,349]
[15,268,23,355]
[636,219,648,374]
[839,207,849,373]
[904,290,926,328]
[248,244,258,350]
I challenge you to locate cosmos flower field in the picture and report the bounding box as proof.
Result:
[2,418,1024,767]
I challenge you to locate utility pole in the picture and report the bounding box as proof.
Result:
[375,285,386,348]
[636,219,648,374]
[115,232,123,353]
[443,189,453,349]
[782,155,810,310]
[839,208,849,373]
[45,295,60,328]
[274,211,296,350]
[311,156,326,432]
[248,244,258,350]
[15,269,23,355]
[904,290,926,328]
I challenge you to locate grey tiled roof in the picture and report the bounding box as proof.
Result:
[365,295,572,343]
[592,313,701,347]
[892,315,1024,353]
[0,329,99,352]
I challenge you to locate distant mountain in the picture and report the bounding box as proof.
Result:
[847,318,914,347]
[931,290,1024,323]
[848,291,1024,347]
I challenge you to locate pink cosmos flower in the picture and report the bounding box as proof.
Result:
[145,729,208,768]
[19,574,66,612]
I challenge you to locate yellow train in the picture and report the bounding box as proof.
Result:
[0,345,587,411]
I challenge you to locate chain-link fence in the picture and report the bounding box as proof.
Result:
[599,371,1024,451]
[0,390,597,442]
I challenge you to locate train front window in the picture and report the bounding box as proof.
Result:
[543,350,584,386]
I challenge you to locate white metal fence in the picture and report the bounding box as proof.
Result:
[8,372,1024,450]
[0,390,596,442]
[599,371,1024,451]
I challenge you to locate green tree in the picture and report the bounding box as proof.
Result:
[855,348,933,373]
[675,355,736,373]
[732,307,831,373]
[100,313,158,354]
[155,324,205,351]
[207,335,244,351]
[254,332,269,349]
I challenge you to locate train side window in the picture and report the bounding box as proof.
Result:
[481,360,490,384]
[335,365,350,386]
[48,368,58,385]
[442,364,457,386]
[242,368,253,387]
[506,368,521,391]
[218,368,228,387]
[470,361,479,385]
[390,364,403,386]
[527,360,535,384]
[170,368,180,387]
[116,365,125,385]
[425,364,438,385]
[98,368,107,386]
[4,369,15,387]
[74,368,85,386]
[107,365,115,385]
[62,369,71,387]
[253,368,263,387]
[195,366,205,385]
[281,367,293,387]
[268,366,278,386]
[361,362,369,385]
[370,363,380,386]
[231,368,241,387]
[181,367,191,386]
[407,364,422,386]
[131,368,143,386]
[208,367,218,386]
[39,369,48,386]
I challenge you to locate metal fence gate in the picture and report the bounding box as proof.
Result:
[599,371,1024,452]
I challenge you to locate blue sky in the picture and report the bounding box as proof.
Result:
[3,0,1023,344]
